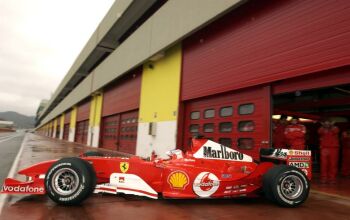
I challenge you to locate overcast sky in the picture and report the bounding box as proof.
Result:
[0,0,114,116]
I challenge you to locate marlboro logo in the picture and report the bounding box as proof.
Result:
[193,140,253,162]
[203,146,244,160]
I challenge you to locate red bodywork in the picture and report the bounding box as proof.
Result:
[1,138,311,199]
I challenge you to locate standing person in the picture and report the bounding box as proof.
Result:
[284,117,306,150]
[273,115,288,148]
[318,119,340,184]
[341,128,350,177]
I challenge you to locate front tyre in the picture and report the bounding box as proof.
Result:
[263,165,309,207]
[45,157,96,205]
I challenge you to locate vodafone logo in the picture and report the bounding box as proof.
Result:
[2,185,44,193]
[193,172,220,197]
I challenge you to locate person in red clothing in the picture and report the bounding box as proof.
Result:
[273,115,288,148]
[284,117,306,150]
[318,119,340,184]
[341,128,350,177]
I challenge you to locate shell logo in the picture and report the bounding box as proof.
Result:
[167,171,189,190]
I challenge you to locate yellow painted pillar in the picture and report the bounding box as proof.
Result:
[53,118,58,138]
[88,92,103,147]
[69,106,77,142]
[49,121,53,137]
[59,114,65,139]
[137,44,182,157]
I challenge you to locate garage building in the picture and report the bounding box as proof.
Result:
[36,0,350,171]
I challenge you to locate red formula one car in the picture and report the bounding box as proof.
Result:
[1,137,312,207]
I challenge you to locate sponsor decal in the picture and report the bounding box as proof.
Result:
[193,172,220,197]
[265,149,311,160]
[273,149,288,158]
[167,171,189,190]
[221,174,232,179]
[288,157,310,161]
[59,186,84,201]
[288,150,311,156]
[203,146,243,160]
[119,177,125,183]
[120,162,129,173]
[2,185,44,193]
[193,140,252,162]
[288,162,309,168]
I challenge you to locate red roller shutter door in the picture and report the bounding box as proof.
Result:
[63,110,71,141]
[100,110,139,153]
[272,66,350,95]
[75,100,90,144]
[63,124,69,141]
[75,120,89,144]
[100,114,120,150]
[182,0,350,101]
[77,101,90,122]
[102,72,141,116]
[182,86,271,160]
[100,70,141,153]
[64,110,71,124]
[56,117,60,138]
[119,110,139,154]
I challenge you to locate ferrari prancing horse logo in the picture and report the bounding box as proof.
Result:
[120,162,129,173]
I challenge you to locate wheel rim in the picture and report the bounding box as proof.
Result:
[52,168,79,196]
[280,175,303,200]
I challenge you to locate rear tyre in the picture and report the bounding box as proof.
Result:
[45,157,96,205]
[263,165,309,207]
[82,151,104,157]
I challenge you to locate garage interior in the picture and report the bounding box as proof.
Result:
[273,83,350,174]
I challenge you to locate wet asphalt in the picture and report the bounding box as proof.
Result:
[0,132,24,184]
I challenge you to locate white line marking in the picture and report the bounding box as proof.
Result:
[0,134,20,143]
[0,133,15,139]
[0,133,21,141]
[0,133,27,215]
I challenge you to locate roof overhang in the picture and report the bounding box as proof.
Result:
[38,0,160,121]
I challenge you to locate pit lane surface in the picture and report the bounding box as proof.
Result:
[0,132,25,186]
[0,134,350,220]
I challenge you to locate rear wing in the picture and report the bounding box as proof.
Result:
[260,148,312,180]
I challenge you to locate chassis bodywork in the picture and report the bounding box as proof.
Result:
[1,138,312,200]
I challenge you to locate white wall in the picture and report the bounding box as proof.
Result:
[136,121,178,158]
[68,127,75,142]
[90,126,100,147]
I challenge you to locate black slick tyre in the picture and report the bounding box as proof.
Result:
[263,165,310,207]
[45,157,96,205]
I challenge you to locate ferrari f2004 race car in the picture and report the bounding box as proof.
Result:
[1,137,311,207]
